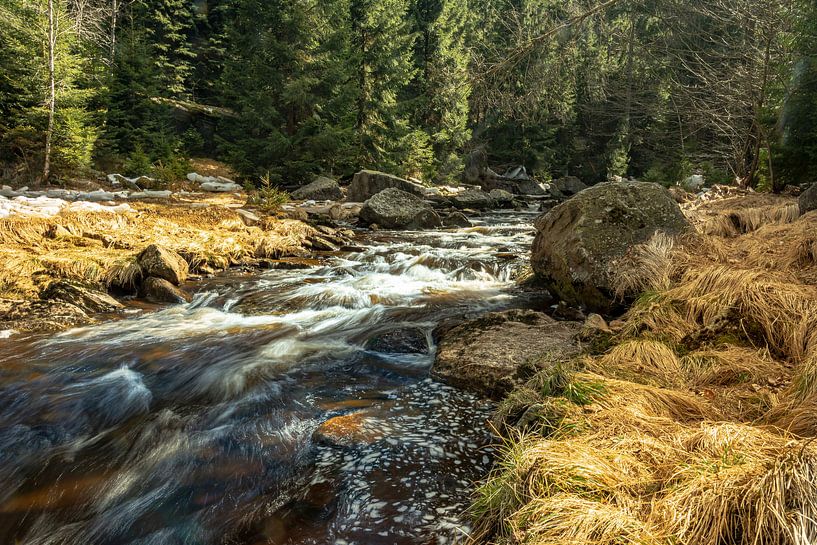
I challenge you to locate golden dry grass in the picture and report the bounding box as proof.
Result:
[0,199,313,299]
[474,193,817,545]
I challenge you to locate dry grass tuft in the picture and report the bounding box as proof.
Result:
[593,340,683,387]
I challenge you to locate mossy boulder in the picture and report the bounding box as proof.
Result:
[348,170,427,202]
[291,176,343,201]
[531,181,690,314]
[359,188,441,230]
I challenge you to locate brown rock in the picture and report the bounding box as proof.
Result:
[137,244,188,285]
[141,277,191,304]
[313,412,383,447]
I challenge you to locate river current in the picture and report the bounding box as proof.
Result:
[0,209,539,545]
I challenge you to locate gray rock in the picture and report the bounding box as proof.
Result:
[432,309,581,399]
[359,188,442,230]
[137,244,188,285]
[531,181,690,313]
[348,170,427,202]
[443,211,472,228]
[489,189,515,208]
[799,183,817,215]
[451,189,494,210]
[291,176,343,201]
[551,176,587,197]
[201,181,241,193]
[236,209,261,227]
[141,277,191,304]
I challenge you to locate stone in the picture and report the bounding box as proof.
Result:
[365,328,429,354]
[201,181,241,193]
[489,189,515,208]
[313,412,383,447]
[0,298,93,333]
[348,170,427,202]
[432,309,581,399]
[551,176,587,197]
[463,148,490,185]
[681,174,706,192]
[450,189,494,210]
[442,211,472,228]
[531,181,690,313]
[359,188,442,230]
[291,176,343,201]
[799,183,817,215]
[137,244,189,285]
[40,280,123,314]
[141,277,191,304]
[236,209,261,227]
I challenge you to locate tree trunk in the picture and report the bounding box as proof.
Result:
[42,0,56,186]
[110,0,118,65]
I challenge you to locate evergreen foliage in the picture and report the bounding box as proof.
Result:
[0,0,815,189]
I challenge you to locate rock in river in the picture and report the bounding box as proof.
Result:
[450,189,494,210]
[432,309,581,399]
[531,181,690,314]
[141,277,191,304]
[137,244,189,285]
[359,188,441,230]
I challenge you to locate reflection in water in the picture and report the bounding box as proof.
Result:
[0,210,538,545]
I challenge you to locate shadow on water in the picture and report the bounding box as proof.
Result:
[0,210,543,545]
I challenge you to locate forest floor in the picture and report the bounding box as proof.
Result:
[472,192,817,544]
[0,189,319,332]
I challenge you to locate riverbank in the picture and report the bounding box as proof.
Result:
[471,192,817,544]
[0,190,336,334]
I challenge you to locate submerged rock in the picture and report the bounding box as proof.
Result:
[141,277,191,304]
[432,309,581,399]
[137,244,189,285]
[365,327,429,354]
[313,412,383,447]
[531,181,690,313]
[348,170,427,202]
[359,188,441,230]
[291,176,343,201]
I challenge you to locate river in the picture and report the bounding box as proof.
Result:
[0,209,539,545]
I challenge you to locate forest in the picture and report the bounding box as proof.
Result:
[2,0,817,191]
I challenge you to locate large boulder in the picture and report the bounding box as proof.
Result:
[137,245,189,285]
[531,181,690,313]
[348,170,427,202]
[451,189,494,210]
[359,188,442,230]
[799,183,817,215]
[291,176,343,201]
[432,309,581,399]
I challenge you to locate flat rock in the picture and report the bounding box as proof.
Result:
[313,412,383,447]
[40,281,123,314]
[365,327,429,354]
[451,189,494,210]
[432,309,581,399]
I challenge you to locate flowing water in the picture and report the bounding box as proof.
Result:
[0,210,542,545]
